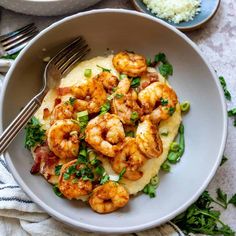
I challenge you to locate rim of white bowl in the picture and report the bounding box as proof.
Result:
[0,9,227,233]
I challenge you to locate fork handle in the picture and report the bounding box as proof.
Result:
[0,97,41,155]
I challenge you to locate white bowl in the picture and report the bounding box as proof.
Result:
[0,9,227,233]
[0,0,101,16]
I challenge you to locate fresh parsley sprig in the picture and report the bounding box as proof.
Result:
[24,117,46,150]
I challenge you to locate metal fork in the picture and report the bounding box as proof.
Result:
[0,36,90,155]
[0,23,38,57]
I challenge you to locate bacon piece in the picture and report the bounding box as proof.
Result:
[43,108,50,119]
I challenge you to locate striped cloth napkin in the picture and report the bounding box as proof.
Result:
[0,71,184,236]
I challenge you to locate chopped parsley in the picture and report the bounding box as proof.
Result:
[24,117,46,150]
[154,53,167,64]
[146,57,152,66]
[63,172,70,180]
[100,101,111,115]
[131,77,141,88]
[160,98,168,106]
[173,191,235,235]
[69,97,76,105]
[168,107,175,116]
[55,165,62,176]
[53,184,63,197]
[219,76,231,101]
[96,65,111,72]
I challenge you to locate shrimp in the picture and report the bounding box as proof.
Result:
[111,77,143,125]
[138,82,178,123]
[71,78,107,114]
[96,71,119,93]
[112,137,146,180]
[112,51,147,77]
[89,181,129,213]
[136,119,163,158]
[58,160,93,200]
[51,102,74,121]
[47,119,80,159]
[85,113,125,157]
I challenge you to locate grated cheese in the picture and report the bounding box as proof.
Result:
[143,0,201,24]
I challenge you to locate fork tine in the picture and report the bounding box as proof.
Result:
[0,23,35,42]
[56,39,87,68]
[1,26,38,47]
[50,37,84,65]
[61,46,90,76]
[3,30,38,52]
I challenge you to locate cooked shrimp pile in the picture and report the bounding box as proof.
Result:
[30,51,181,214]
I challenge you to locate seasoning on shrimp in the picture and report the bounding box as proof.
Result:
[136,119,163,158]
[138,82,178,123]
[47,119,80,159]
[112,137,146,180]
[89,181,129,213]
[85,113,125,157]
[58,160,93,200]
[113,51,147,77]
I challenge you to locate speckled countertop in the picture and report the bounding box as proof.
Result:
[0,0,235,232]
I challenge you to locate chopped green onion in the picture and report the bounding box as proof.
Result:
[100,101,111,115]
[180,101,190,112]
[95,165,105,176]
[77,144,88,164]
[72,178,78,184]
[143,175,159,198]
[69,97,76,105]
[117,168,126,182]
[100,174,110,184]
[131,77,141,88]
[84,68,92,78]
[170,142,180,152]
[76,110,89,131]
[161,160,171,172]
[119,74,127,80]
[161,131,169,136]
[150,176,159,186]
[115,94,124,99]
[97,65,111,72]
[130,111,139,123]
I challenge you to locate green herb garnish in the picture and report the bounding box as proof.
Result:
[168,107,175,116]
[115,94,124,99]
[100,174,110,184]
[220,155,228,166]
[24,117,46,150]
[119,74,127,80]
[180,101,190,112]
[53,184,62,197]
[219,76,231,101]
[63,172,70,180]
[100,101,111,115]
[228,108,236,117]
[55,165,62,176]
[77,144,88,164]
[229,194,236,206]
[117,168,126,182]
[97,65,111,72]
[161,160,171,172]
[130,111,139,123]
[160,98,168,106]
[143,176,159,198]
[131,77,141,88]
[125,131,135,137]
[76,110,89,132]
[173,191,235,236]
[154,53,167,64]
[1,51,20,60]
[167,123,185,164]
[217,188,228,209]
[84,68,92,78]
[146,58,152,66]
[69,97,76,105]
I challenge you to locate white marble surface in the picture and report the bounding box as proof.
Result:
[0,0,236,232]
